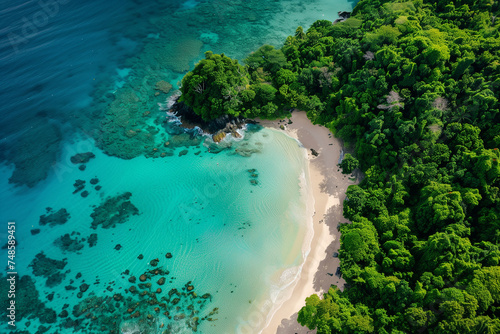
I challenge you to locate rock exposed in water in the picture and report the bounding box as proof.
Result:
[212,131,226,143]
[170,98,248,134]
[165,252,173,259]
[79,283,89,293]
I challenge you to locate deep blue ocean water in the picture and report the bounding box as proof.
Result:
[0,0,353,332]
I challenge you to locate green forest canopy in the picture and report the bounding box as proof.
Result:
[180,0,500,332]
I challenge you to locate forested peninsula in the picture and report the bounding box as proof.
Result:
[178,0,500,332]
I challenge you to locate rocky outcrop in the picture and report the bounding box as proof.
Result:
[170,98,248,134]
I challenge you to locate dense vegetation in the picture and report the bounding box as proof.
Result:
[181,0,500,332]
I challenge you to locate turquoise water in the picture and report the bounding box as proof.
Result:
[0,0,353,332]
[0,127,311,333]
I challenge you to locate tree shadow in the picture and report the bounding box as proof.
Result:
[276,312,317,334]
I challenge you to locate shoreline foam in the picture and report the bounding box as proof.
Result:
[258,111,358,334]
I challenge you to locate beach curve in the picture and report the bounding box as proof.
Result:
[258,110,359,334]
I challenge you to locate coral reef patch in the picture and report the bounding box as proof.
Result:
[29,252,68,287]
[90,192,139,229]
[39,208,70,227]
[54,233,85,253]
[70,152,95,164]
[0,275,57,324]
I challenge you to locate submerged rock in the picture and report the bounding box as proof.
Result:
[39,208,70,227]
[29,252,67,287]
[53,233,85,253]
[155,80,173,94]
[73,179,86,194]
[0,275,56,323]
[90,192,139,229]
[87,233,98,247]
[70,152,96,164]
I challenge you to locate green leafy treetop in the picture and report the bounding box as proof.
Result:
[339,153,359,174]
[180,51,251,121]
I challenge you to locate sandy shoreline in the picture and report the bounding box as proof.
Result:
[258,111,358,334]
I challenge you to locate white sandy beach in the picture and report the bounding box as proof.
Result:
[258,111,358,334]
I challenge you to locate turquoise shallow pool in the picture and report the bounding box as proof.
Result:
[0,126,312,333]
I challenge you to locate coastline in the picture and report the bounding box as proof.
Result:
[258,111,358,334]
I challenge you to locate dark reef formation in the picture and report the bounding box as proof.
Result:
[67,260,216,333]
[29,252,68,287]
[0,275,57,324]
[39,208,70,227]
[70,152,96,164]
[90,192,139,229]
[87,233,98,247]
[54,233,85,253]
[73,179,86,194]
